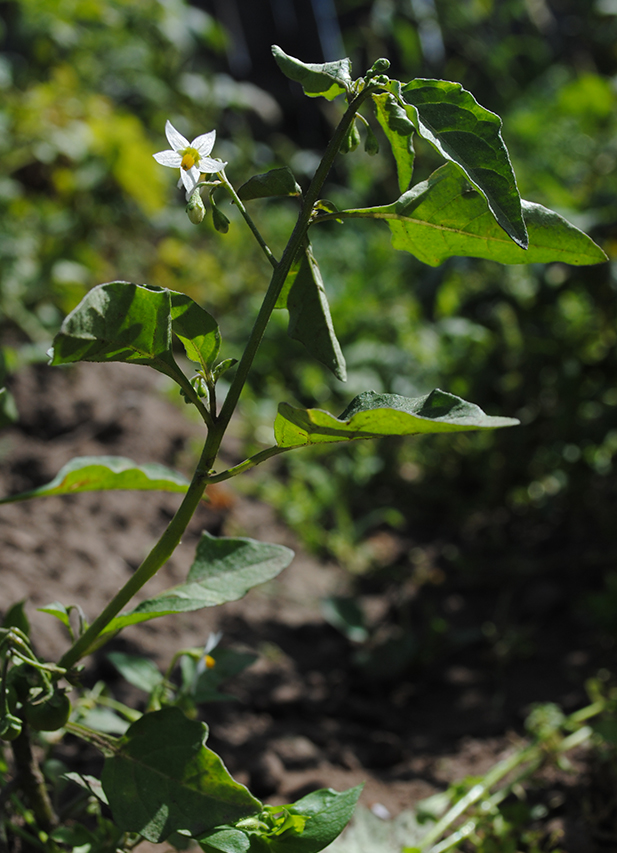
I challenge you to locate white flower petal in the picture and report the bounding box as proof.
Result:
[192,130,216,157]
[199,157,227,174]
[165,120,190,152]
[153,150,182,167]
[181,166,200,193]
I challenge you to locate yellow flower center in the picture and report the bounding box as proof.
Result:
[204,654,216,669]
[180,147,200,171]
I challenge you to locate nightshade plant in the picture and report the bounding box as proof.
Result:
[0,46,607,852]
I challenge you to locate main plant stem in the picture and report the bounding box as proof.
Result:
[58,86,375,670]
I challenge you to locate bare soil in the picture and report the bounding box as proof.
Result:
[0,361,614,850]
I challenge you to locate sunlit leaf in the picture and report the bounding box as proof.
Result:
[393,78,528,248]
[101,707,261,842]
[279,243,346,381]
[272,785,363,853]
[372,93,415,192]
[274,389,518,448]
[272,45,352,100]
[170,291,220,371]
[97,533,294,639]
[0,456,190,504]
[237,167,302,201]
[332,162,608,267]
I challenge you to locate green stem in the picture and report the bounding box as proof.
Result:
[58,435,217,670]
[11,723,59,832]
[217,87,376,442]
[57,87,376,671]
[219,171,279,269]
[208,445,291,482]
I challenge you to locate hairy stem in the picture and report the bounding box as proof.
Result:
[219,172,279,269]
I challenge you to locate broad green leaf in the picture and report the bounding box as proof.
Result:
[0,387,18,428]
[0,456,190,504]
[101,707,261,842]
[396,78,528,249]
[237,168,302,201]
[274,389,518,448]
[372,93,415,193]
[98,533,294,638]
[199,828,250,853]
[271,786,363,853]
[334,162,608,267]
[2,600,30,637]
[170,291,220,371]
[107,652,164,693]
[272,45,352,100]
[279,243,346,381]
[50,282,179,378]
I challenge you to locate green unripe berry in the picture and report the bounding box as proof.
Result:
[24,690,71,732]
[0,713,22,741]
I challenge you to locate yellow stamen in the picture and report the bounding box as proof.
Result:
[181,152,196,171]
[205,654,216,669]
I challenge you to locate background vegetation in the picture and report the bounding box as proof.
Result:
[2,0,617,778]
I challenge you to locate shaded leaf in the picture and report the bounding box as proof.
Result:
[372,93,415,192]
[396,78,528,248]
[275,389,518,448]
[0,387,18,428]
[335,162,608,267]
[272,45,352,100]
[107,652,164,693]
[99,533,294,638]
[237,168,302,201]
[101,707,261,842]
[2,600,30,637]
[0,456,190,504]
[280,243,346,381]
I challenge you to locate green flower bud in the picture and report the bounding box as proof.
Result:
[340,120,361,154]
[364,124,380,156]
[212,203,230,234]
[186,190,206,225]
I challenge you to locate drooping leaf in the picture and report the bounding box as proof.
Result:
[170,291,220,371]
[101,707,261,842]
[0,456,190,504]
[107,652,164,693]
[237,168,302,201]
[50,281,177,373]
[0,387,18,428]
[395,78,528,249]
[372,92,415,192]
[271,785,363,853]
[98,533,294,639]
[274,389,518,448]
[333,162,608,267]
[272,45,352,101]
[279,243,346,381]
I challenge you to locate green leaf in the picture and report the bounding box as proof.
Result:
[272,45,352,101]
[107,652,164,693]
[336,162,608,267]
[38,602,72,633]
[271,785,363,853]
[237,168,302,201]
[200,828,251,853]
[274,389,518,448]
[2,600,30,637]
[372,93,415,193]
[279,243,346,381]
[170,291,220,371]
[0,387,18,428]
[0,456,190,504]
[101,707,261,842]
[99,533,294,638]
[396,78,528,249]
[194,649,258,704]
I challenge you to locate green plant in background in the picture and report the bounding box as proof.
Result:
[0,37,607,853]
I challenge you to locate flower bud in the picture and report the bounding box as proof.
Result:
[364,124,380,156]
[186,190,205,225]
[340,120,361,154]
[212,203,230,234]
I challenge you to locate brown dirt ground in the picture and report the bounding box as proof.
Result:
[0,361,614,851]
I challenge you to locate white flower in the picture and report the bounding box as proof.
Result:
[153,120,227,194]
